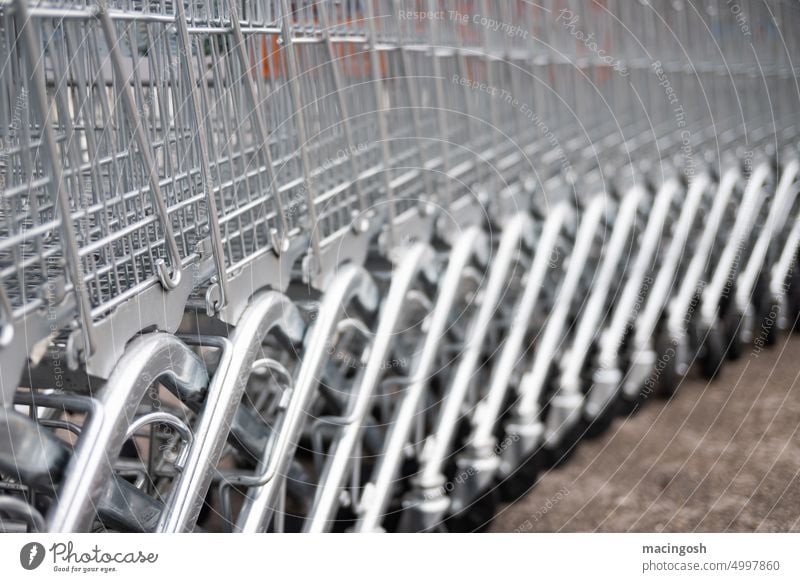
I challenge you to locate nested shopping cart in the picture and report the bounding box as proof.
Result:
[0,0,230,532]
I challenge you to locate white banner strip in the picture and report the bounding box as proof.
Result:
[2,533,799,581]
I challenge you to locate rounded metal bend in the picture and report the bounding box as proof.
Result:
[470,202,573,448]
[237,264,379,532]
[700,163,769,324]
[417,213,536,487]
[736,159,800,313]
[159,291,305,532]
[47,333,209,532]
[304,243,436,532]
[355,227,489,532]
[517,194,608,419]
[668,171,737,336]
[0,495,45,532]
[633,173,711,350]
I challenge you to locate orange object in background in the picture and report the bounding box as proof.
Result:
[256,13,385,80]
[261,35,283,78]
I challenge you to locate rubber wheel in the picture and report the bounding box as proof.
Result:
[619,389,646,416]
[654,331,681,399]
[763,301,779,346]
[380,456,420,533]
[442,487,499,532]
[543,419,586,469]
[698,322,725,380]
[784,255,800,333]
[752,274,777,346]
[584,396,622,439]
[329,505,359,533]
[788,259,800,332]
[496,449,546,502]
[719,293,744,360]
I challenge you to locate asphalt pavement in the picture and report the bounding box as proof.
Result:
[491,333,800,532]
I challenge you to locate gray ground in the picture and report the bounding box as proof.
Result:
[491,334,800,532]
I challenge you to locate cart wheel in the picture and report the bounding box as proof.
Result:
[544,419,586,469]
[719,293,744,360]
[752,274,777,346]
[584,396,621,439]
[620,384,650,415]
[655,331,681,399]
[442,487,499,532]
[497,449,545,502]
[785,256,800,333]
[329,505,359,533]
[787,262,800,332]
[763,300,780,346]
[699,322,725,380]
[787,278,800,332]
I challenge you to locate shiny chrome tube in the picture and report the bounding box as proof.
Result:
[513,194,611,440]
[736,158,800,344]
[664,169,745,380]
[623,173,714,399]
[402,214,536,530]
[304,243,436,532]
[47,334,209,532]
[237,264,379,532]
[159,292,305,532]
[355,228,489,532]
[472,201,575,480]
[699,163,773,334]
[546,184,648,444]
[586,178,683,418]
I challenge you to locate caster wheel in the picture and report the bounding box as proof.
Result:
[787,262,800,331]
[720,295,743,360]
[752,275,777,346]
[620,386,649,415]
[584,396,621,439]
[329,504,359,533]
[268,512,306,533]
[543,420,586,469]
[698,322,725,380]
[442,488,499,532]
[497,449,546,502]
[763,303,779,346]
[654,332,681,399]
[380,456,421,532]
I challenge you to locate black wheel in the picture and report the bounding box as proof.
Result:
[719,292,744,360]
[788,260,800,331]
[380,455,421,533]
[615,331,645,416]
[764,300,780,346]
[619,389,646,415]
[543,419,586,469]
[698,322,725,380]
[442,487,499,532]
[654,331,681,399]
[584,395,621,439]
[496,449,545,502]
[579,341,618,439]
[752,273,777,347]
